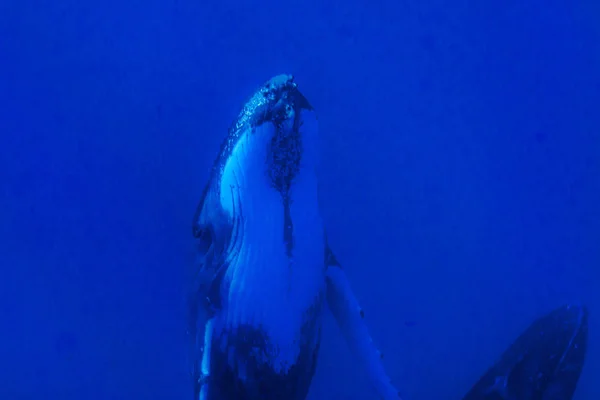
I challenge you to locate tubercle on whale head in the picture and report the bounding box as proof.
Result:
[229,74,313,136]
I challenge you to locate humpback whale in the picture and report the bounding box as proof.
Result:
[462,303,588,400]
[186,74,589,400]
[188,75,400,399]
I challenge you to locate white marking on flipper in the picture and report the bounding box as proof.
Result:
[199,318,214,400]
[326,265,402,400]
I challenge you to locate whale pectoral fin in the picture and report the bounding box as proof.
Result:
[325,263,402,400]
[197,317,215,400]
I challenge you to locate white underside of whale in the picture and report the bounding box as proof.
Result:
[217,112,324,373]
[199,107,401,399]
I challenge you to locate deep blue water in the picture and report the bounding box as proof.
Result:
[1,0,599,399]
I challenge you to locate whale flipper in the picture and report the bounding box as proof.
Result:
[462,304,588,400]
[325,248,401,400]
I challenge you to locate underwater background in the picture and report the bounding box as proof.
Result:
[1,0,598,399]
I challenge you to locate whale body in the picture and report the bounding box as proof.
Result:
[463,304,588,400]
[188,75,400,400]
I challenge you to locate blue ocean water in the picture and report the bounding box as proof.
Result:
[1,0,598,399]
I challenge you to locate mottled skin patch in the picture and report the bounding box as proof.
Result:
[202,297,323,400]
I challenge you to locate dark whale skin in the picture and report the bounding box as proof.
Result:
[462,304,588,400]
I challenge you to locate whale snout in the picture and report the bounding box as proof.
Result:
[221,75,318,198]
[234,74,312,130]
[545,303,588,346]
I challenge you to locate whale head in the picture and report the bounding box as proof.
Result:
[190,74,322,310]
